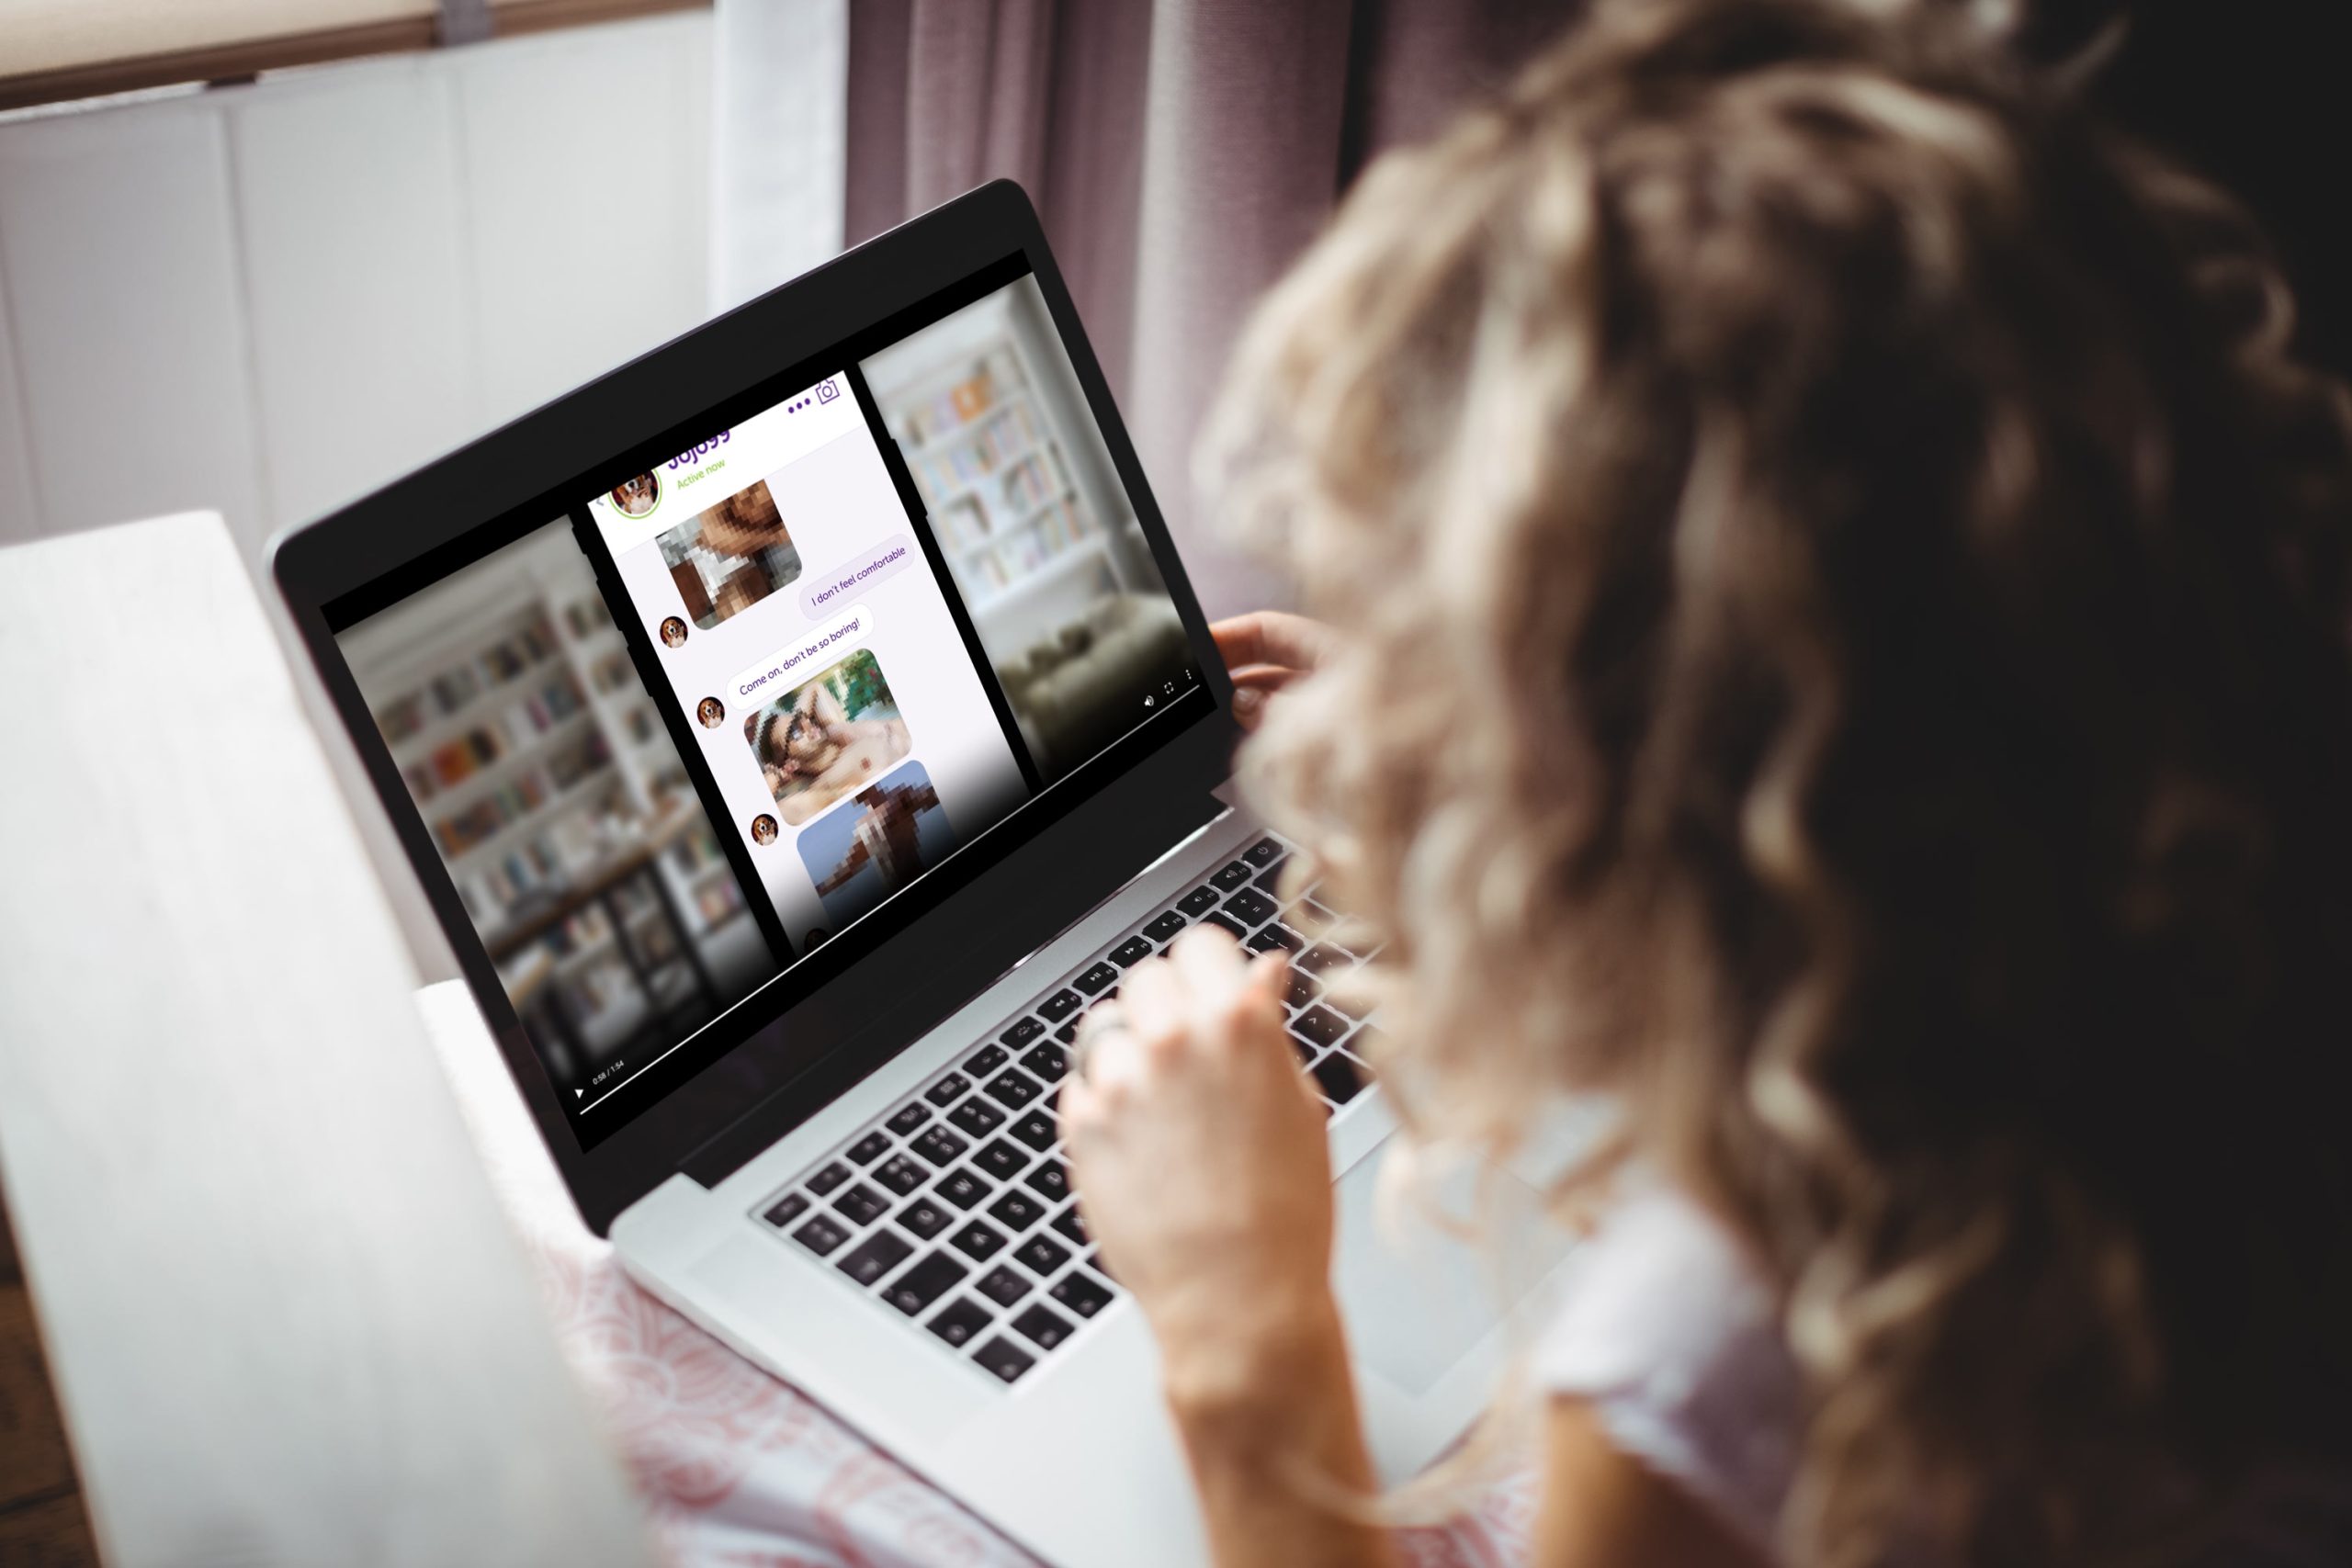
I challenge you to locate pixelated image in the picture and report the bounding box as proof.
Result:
[796,760,956,930]
[657,479,801,630]
[741,647,911,826]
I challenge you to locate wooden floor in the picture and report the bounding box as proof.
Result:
[0,1186,100,1565]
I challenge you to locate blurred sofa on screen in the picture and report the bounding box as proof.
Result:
[996,593,1188,773]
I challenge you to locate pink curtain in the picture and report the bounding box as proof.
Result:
[844,0,1579,616]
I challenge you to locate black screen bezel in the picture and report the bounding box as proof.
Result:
[272,182,1238,1234]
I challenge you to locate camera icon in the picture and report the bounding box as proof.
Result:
[816,380,840,404]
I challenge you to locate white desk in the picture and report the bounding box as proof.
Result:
[0,513,654,1566]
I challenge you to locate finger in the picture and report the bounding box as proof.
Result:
[1115,954,1185,1037]
[1247,948,1291,1003]
[1057,1063,1101,1135]
[1231,686,1267,730]
[1227,664,1306,693]
[1210,611,1336,677]
[1168,922,1253,1011]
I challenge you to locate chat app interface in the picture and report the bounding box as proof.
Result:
[585,379,1032,955]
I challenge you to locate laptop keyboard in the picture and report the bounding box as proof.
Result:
[752,831,1382,1388]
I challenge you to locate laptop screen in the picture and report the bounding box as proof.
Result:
[328,263,1201,1142]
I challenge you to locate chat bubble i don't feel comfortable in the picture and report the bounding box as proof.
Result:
[800,534,918,618]
[731,603,874,705]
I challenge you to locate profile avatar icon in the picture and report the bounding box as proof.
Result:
[659,615,688,649]
[750,814,779,846]
[695,695,725,728]
[610,472,660,518]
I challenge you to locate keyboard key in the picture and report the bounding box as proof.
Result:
[791,1214,850,1255]
[1177,886,1220,916]
[948,1099,1005,1138]
[1210,861,1254,893]
[929,1297,993,1348]
[1248,922,1304,955]
[1051,1207,1091,1247]
[973,1139,1029,1180]
[1023,1159,1070,1202]
[1199,912,1247,941]
[976,1265,1033,1306]
[913,1125,968,1166]
[1253,854,1290,888]
[763,1193,809,1228]
[1311,1052,1370,1106]
[988,1190,1047,1232]
[1290,1036,1317,1067]
[1283,968,1323,1010]
[846,1133,891,1166]
[1292,1005,1351,1050]
[925,1074,971,1108]
[1242,836,1283,867]
[883,1250,967,1314]
[1108,935,1154,967]
[966,1043,1012,1077]
[1297,943,1351,976]
[1142,910,1188,942]
[806,1162,850,1196]
[831,1183,889,1226]
[936,1168,993,1210]
[837,1229,912,1286]
[874,1154,929,1196]
[1012,1303,1077,1351]
[997,1017,1043,1051]
[1072,962,1121,996]
[1049,1270,1114,1319]
[972,1336,1036,1384]
[1036,988,1084,1023]
[896,1197,953,1241]
[985,1068,1044,1109]
[950,1220,1008,1261]
[1223,886,1278,927]
[1013,1234,1070,1276]
[1008,1111,1057,1152]
[886,1102,931,1136]
[1325,987,1369,1021]
[1020,1043,1069,1083]
[1055,1019,1080,1045]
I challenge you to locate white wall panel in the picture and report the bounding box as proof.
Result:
[229,57,479,533]
[454,15,713,427]
[0,99,266,544]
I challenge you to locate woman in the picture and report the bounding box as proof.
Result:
[1060,2,2352,1564]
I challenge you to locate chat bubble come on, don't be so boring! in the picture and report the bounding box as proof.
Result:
[731,603,875,706]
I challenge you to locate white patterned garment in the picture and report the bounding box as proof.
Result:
[1533,1180,1803,1562]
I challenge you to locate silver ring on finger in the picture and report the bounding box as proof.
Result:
[1071,1001,1129,1085]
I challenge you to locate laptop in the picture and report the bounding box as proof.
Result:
[274,181,1572,1567]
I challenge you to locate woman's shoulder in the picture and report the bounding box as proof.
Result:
[1536,1179,1801,1562]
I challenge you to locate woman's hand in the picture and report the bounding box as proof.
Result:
[1059,928,1340,1406]
[1211,612,1336,731]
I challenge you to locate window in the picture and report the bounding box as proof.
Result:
[0,0,703,113]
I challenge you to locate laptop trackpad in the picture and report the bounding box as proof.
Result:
[1331,1141,1568,1396]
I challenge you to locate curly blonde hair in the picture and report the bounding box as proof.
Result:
[1204,1,2352,1562]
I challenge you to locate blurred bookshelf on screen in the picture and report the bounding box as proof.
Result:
[341,525,769,1084]
[865,275,1187,776]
